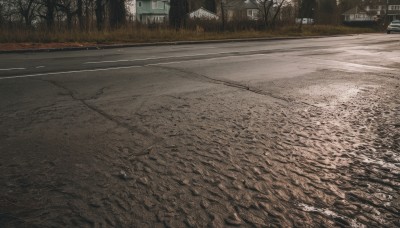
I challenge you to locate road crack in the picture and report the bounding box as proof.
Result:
[37,79,160,141]
[150,65,291,105]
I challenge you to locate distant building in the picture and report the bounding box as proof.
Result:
[223,0,260,21]
[343,0,400,23]
[189,7,219,20]
[136,0,170,24]
[295,18,315,24]
[343,6,376,22]
[387,0,400,21]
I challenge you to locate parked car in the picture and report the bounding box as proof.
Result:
[387,20,400,34]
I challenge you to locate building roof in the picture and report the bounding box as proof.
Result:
[365,0,400,4]
[189,7,219,19]
[225,0,259,10]
[138,0,170,2]
[343,6,368,15]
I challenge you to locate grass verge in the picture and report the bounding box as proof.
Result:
[0,25,377,50]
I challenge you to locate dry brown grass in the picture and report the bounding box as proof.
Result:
[0,25,376,47]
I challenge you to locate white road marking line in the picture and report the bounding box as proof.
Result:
[36,66,45,69]
[83,52,249,64]
[0,53,269,80]
[0,65,142,80]
[146,54,268,66]
[84,59,130,64]
[0,68,26,71]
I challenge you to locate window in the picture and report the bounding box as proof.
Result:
[152,0,163,9]
[155,16,165,23]
[138,1,142,7]
[247,9,259,19]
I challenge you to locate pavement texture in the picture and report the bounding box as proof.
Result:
[0,34,399,227]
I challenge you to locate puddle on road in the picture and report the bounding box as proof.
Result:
[299,82,362,107]
[297,203,366,228]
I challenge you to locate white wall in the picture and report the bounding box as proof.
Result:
[127,0,136,21]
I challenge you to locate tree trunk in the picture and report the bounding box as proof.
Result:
[109,0,126,29]
[271,0,285,28]
[170,0,188,30]
[66,11,73,30]
[45,0,56,30]
[77,0,84,30]
[220,0,225,31]
[204,0,216,13]
[96,0,105,31]
[85,0,91,31]
[263,0,273,30]
[18,0,35,27]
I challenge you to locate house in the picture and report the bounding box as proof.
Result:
[189,7,219,20]
[136,0,170,24]
[387,0,400,21]
[343,0,400,23]
[223,0,260,21]
[343,6,376,22]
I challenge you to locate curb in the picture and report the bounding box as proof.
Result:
[0,35,355,54]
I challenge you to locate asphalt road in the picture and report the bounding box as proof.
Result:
[0,34,399,227]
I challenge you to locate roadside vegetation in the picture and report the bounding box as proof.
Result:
[0,0,383,50]
[0,25,376,44]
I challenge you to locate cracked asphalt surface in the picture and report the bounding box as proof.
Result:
[0,34,399,227]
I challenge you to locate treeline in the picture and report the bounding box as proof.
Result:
[0,0,377,33]
[0,0,219,31]
[0,0,129,30]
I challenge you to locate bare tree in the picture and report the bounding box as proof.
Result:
[0,0,10,27]
[296,0,316,30]
[0,1,14,26]
[271,0,286,27]
[38,0,57,29]
[257,0,274,29]
[76,0,83,30]
[95,0,106,30]
[253,0,287,29]
[56,0,77,30]
[108,0,126,29]
[0,2,3,25]
[16,0,40,26]
[204,0,216,13]
[169,0,189,29]
[316,0,337,24]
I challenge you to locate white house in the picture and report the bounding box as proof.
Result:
[343,0,400,23]
[189,7,219,20]
[127,0,137,21]
[343,6,376,22]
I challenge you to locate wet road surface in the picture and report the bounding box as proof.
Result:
[0,34,399,227]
